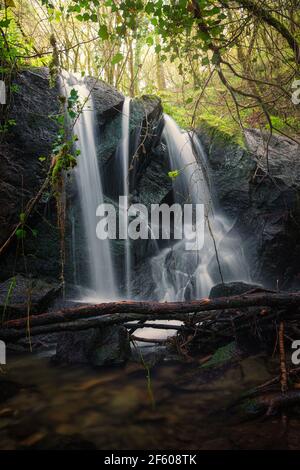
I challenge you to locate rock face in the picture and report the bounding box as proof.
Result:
[97,93,166,199]
[0,67,61,281]
[197,122,300,290]
[87,76,124,125]
[54,325,131,366]
[0,275,61,319]
[209,282,262,299]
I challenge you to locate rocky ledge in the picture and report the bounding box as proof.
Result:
[197,122,300,290]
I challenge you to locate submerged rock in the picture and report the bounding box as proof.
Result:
[54,325,131,367]
[0,275,61,319]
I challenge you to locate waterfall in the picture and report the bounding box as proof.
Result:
[116,97,132,298]
[151,114,250,301]
[60,72,249,308]
[61,73,117,301]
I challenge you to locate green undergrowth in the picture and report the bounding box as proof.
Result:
[201,342,239,369]
[160,88,244,146]
[160,87,298,148]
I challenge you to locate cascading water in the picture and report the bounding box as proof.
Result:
[61,73,249,310]
[116,97,132,298]
[61,73,117,300]
[151,114,250,301]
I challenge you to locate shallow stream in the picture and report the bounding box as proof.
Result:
[1,349,299,450]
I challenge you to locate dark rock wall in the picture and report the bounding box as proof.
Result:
[197,122,300,290]
[0,68,61,281]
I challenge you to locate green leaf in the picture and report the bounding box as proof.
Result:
[146,36,154,46]
[201,57,210,66]
[98,24,109,40]
[16,228,26,239]
[145,2,155,14]
[210,25,223,37]
[168,170,180,180]
[68,110,77,119]
[204,6,221,16]
[186,97,193,104]
[38,156,46,162]
[198,30,210,42]
[19,212,26,223]
[69,88,79,100]
[0,19,11,28]
[111,52,123,65]
[155,44,161,54]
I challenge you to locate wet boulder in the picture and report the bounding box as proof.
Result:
[0,275,61,319]
[54,325,131,367]
[209,281,262,299]
[87,77,124,125]
[98,94,165,197]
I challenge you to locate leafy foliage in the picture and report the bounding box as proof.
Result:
[50,89,81,185]
[1,0,300,141]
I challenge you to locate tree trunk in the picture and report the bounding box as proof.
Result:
[1,292,300,342]
[155,37,166,90]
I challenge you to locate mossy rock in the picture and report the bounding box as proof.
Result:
[201,342,240,369]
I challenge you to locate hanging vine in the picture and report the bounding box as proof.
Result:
[50,87,81,293]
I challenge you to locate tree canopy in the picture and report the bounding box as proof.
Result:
[1,0,300,141]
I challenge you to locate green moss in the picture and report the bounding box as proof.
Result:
[159,88,245,145]
[198,111,245,147]
[197,118,246,150]
[201,341,238,369]
[162,101,192,129]
[266,115,300,133]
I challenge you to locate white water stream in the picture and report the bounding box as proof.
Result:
[62,73,117,301]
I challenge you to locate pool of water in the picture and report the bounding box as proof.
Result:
[1,349,300,450]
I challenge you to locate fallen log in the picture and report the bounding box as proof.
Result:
[3,291,300,328]
[1,291,299,341]
[0,313,201,341]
